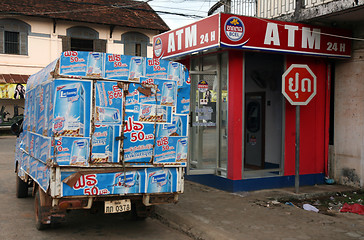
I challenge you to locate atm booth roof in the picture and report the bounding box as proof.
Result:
[152,13,352,60]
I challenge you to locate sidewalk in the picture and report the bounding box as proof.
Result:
[154,181,364,240]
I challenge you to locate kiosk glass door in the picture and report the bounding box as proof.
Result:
[189,72,218,174]
[188,53,228,175]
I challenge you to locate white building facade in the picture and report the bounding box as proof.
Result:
[0,0,169,127]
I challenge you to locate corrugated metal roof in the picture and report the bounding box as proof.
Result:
[0,74,29,84]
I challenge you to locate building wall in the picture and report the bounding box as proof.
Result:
[0,15,160,130]
[0,16,159,76]
[256,0,362,21]
[332,31,364,187]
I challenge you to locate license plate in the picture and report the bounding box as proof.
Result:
[104,199,131,214]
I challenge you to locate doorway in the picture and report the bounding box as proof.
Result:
[243,52,284,178]
[245,92,265,169]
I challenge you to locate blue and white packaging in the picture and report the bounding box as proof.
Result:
[176,67,191,115]
[137,104,172,124]
[112,171,143,194]
[146,168,177,193]
[146,58,169,79]
[28,132,36,158]
[42,83,49,136]
[36,85,45,135]
[154,137,176,164]
[176,85,190,114]
[19,131,27,151]
[36,162,50,191]
[123,114,155,163]
[59,51,88,77]
[86,52,103,78]
[96,107,121,125]
[167,62,183,86]
[137,82,158,105]
[39,136,51,162]
[91,125,120,163]
[21,151,30,173]
[54,137,90,166]
[29,156,38,180]
[43,81,54,137]
[61,170,146,196]
[161,82,176,106]
[125,83,140,110]
[28,89,36,132]
[154,136,187,166]
[95,81,123,125]
[70,139,89,166]
[53,80,91,137]
[128,57,145,82]
[22,92,28,132]
[157,115,187,137]
[176,138,188,162]
[18,52,190,198]
[104,54,130,80]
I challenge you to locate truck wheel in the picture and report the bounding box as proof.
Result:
[16,175,28,198]
[35,188,51,230]
[131,203,154,220]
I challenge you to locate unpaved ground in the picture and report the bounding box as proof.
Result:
[285,190,364,216]
[155,181,364,240]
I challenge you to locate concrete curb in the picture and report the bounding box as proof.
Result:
[153,206,234,240]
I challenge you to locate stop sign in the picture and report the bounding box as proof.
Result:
[282,64,317,105]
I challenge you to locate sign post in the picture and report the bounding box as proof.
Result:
[282,64,317,193]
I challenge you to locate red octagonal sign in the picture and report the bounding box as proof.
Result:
[282,64,317,105]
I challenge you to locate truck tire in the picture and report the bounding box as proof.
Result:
[16,175,28,198]
[131,203,154,221]
[35,188,51,230]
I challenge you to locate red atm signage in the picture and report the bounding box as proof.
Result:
[153,13,351,59]
[153,14,220,59]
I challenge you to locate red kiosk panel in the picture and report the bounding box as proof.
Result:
[284,56,328,176]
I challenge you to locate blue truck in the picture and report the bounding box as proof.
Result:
[13,51,190,229]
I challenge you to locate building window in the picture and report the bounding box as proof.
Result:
[121,32,149,57]
[5,31,19,54]
[135,43,142,56]
[70,38,93,51]
[0,19,30,55]
[62,26,106,52]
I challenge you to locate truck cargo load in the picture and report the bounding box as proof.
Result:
[14,51,190,229]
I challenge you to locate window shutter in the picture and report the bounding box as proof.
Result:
[124,42,135,56]
[141,42,147,57]
[19,32,28,55]
[0,28,3,54]
[61,36,71,51]
[93,39,106,53]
